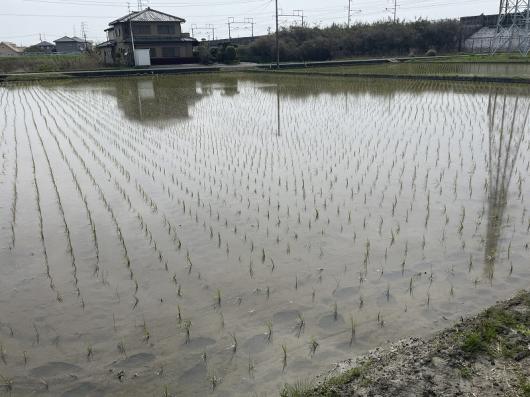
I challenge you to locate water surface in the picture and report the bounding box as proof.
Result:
[0,74,529,396]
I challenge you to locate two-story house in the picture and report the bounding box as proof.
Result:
[97,7,197,65]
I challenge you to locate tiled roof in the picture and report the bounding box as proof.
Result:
[54,36,76,42]
[54,36,92,44]
[110,8,185,25]
[96,40,116,48]
[37,41,55,47]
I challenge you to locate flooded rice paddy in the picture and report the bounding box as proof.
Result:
[0,74,529,396]
[298,61,530,78]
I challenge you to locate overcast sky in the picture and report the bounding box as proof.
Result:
[2,0,498,46]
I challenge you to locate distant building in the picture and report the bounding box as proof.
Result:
[24,41,56,54]
[0,42,24,57]
[96,7,198,65]
[35,41,56,53]
[54,36,92,53]
[460,13,529,53]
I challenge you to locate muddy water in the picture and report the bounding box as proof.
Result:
[0,74,529,396]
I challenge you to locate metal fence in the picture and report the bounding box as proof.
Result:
[463,35,530,53]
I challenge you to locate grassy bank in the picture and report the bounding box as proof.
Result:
[282,61,530,79]
[413,53,530,63]
[0,53,105,74]
[281,290,530,397]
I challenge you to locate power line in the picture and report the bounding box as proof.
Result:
[22,0,270,7]
[385,0,399,22]
[191,23,215,40]
[278,9,304,27]
[347,0,362,27]
[227,17,254,38]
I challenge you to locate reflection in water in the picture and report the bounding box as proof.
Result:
[111,77,207,123]
[485,93,529,280]
[277,84,281,137]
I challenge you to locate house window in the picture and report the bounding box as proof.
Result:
[150,48,157,58]
[133,24,151,35]
[161,47,176,57]
[157,24,175,35]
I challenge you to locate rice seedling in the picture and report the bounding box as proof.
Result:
[207,371,221,391]
[349,315,357,344]
[117,340,127,357]
[265,320,273,342]
[281,344,288,371]
[215,289,222,307]
[33,324,40,345]
[229,333,238,353]
[40,377,48,391]
[0,374,13,392]
[308,337,319,357]
[295,313,305,338]
[0,345,6,365]
[248,354,255,379]
[183,320,192,344]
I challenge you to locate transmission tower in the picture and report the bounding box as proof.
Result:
[492,0,530,55]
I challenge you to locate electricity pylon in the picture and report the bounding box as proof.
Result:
[492,0,530,55]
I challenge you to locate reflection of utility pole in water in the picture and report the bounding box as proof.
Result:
[276,84,281,136]
[484,92,528,281]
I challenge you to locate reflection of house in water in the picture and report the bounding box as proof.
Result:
[484,93,527,280]
[110,77,208,123]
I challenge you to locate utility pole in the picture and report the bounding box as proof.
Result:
[385,0,398,23]
[128,2,136,65]
[348,0,351,27]
[275,0,279,69]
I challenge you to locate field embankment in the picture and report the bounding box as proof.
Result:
[0,53,104,74]
[283,290,530,397]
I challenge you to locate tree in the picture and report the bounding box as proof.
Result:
[224,45,237,63]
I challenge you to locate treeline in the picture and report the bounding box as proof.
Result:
[236,19,462,62]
